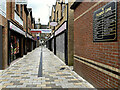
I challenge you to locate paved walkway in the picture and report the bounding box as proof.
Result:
[0,47,94,89]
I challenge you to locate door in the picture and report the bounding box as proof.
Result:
[0,26,2,69]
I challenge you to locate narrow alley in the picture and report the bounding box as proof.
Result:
[1,47,94,88]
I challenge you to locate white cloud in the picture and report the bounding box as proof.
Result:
[28,0,56,25]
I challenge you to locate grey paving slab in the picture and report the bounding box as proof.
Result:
[1,46,95,89]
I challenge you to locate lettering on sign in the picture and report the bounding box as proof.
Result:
[93,2,117,42]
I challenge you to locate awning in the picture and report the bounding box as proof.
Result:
[55,22,66,36]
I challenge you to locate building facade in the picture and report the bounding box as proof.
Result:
[0,1,36,70]
[71,0,119,88]
[0,0,8,70]
[48,0,74,65]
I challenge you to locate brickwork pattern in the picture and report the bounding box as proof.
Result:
[50,0,74,66]
[73,1,120,88]
[0,14,8,69]
[74,2,119,68]
[74,59,119,88]
[1,2,35,70]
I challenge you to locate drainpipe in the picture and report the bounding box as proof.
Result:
[65,3,68,65]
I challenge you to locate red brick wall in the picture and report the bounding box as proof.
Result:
[74,1,120,88]
[74,2,119,68]
[23,5,27,32]
[74,59,119,88]
[28,14,32,34]
[0,15,8,69]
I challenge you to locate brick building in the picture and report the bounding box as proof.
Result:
[71,0,119,88]
[47,0,74,65]
[0,0,8,70]
[0,1,36,70]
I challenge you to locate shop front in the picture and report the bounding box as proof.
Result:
[33,37,37,50]
[46,35,53,51]
[54,21,67,64]
[27,34,33,52]
[8,21,25,65]
[10,31,20,61]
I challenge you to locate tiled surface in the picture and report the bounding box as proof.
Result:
[1,47,95,89]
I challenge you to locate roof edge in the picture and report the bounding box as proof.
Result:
[71,0,83,10]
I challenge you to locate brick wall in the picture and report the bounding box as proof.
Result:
[53,1,74,65]
[74,59,119,88]
[28,14,31,34]
[1,2,35,69]
[0,14,8,69]
[68,2,74,65]
[73,1,119,88]
[23,5,27,32]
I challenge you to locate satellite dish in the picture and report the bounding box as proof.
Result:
[50,22,58,26]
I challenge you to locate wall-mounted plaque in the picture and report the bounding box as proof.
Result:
[93,1,117,42]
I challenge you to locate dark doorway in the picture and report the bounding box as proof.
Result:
[0,25,3,70]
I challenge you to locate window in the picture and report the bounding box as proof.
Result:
[62,5,65,17]
[20,5,22,17]
[0,0,6,17]
[16,4,19,12]
[61,4,62,17]
[57,11,59,22]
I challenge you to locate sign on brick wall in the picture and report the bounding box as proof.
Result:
[93,1,117,42]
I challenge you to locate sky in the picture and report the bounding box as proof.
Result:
[27,0,56,25]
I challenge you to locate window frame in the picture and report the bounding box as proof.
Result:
[0,0,6,17]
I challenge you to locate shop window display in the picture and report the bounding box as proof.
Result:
[10,35,20,61]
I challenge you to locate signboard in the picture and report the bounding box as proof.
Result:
[15,0,28,4]
[31,29,52,33]
[93,2,117,42]
[10,22,25,36]
[50,22,57,26]
[55,22,66,36]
